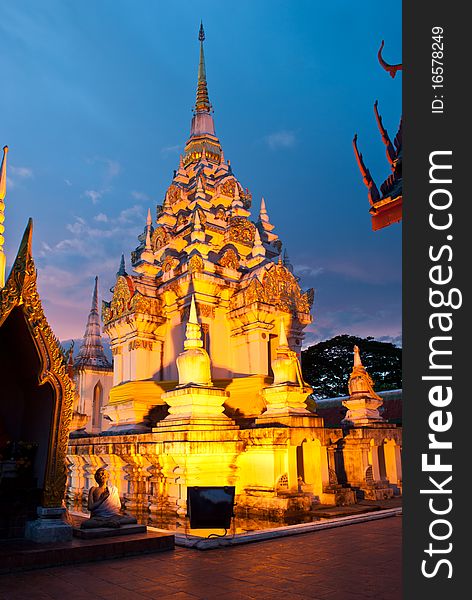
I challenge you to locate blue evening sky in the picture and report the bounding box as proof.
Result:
[0,0,402,346]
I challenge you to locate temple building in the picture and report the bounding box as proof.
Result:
[66,27,402,521]
[70,277,113,435]
[98,23,313,431]
[353,41,402,231]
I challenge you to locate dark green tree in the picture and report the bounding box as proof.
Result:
[301,335,401,399]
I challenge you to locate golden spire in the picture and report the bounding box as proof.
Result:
[184,295,203,349]
[278,319,289,349]
[0,146,9,288]
[195,22,212,113]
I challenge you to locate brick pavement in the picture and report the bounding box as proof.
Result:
[0,516,402,600]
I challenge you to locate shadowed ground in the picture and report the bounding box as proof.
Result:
[0,517,402,600]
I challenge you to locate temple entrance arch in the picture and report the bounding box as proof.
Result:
[0,220,74,540]
[0,307,56,490]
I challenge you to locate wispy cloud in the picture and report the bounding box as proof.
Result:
[294,264,325,278]
[131,190,150,202]
[10,165,34,178]
[104,159,120,178]
[6,165,34,189]
[82,157,121,204]
[40,204,146,260]
[86,156,121,180]
[84,189,103,204]
[160,144,180,157]
[264,130,296,150]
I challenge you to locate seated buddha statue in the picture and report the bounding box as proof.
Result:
[81,467,137,529]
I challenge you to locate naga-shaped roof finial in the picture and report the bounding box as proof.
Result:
[374,100,396,166]
[378,40,402,79]
[352,134,380,206]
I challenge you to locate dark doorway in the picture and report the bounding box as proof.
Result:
[0,307,55,538]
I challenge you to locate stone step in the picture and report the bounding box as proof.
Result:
[73,523,147,539]
[0,530,174,573]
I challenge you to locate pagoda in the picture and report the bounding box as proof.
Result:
[353,41,402,231]
[67,26,402,520]
[100,23,314,430]
[70,277,113,434]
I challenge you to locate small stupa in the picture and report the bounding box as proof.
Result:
[342,346,385,427]
[257,320,321,426]
[157,295,235,430]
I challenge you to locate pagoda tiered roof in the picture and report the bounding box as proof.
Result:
[102,24,314,331]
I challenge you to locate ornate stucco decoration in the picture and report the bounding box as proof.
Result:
[166,184,182,206]
[180,302,215,322]
[230,264,314,315]
[176,213,189,228]
[0,219,74,508]
[261,264,314,314]
[162,256,180,273]
[102,275,161,326]
[188,254,204,273]
[228,217,256,246]
[219,178,236,197]
[219,248,240,270]
[151,226,170,251]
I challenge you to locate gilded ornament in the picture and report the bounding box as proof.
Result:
[230,264,313,315]
[162,256,179,273]
[128,339,154,351]
[188,254,204,273]
[219,248,239,270]
[151,226,169,251]
[220,179,236,197]
[0,220,74,508]
[103,276,161,325]
[176,213,188,228]
[228,217,256,246]
[166,184,182,205]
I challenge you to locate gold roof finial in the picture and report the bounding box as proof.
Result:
[0,145,9,288]
[198,21,205,42]
[195,22,211,113]
[184,295,204,349]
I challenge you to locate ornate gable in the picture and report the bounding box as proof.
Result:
[0,219,74,507]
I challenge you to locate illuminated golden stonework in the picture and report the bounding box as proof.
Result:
[228,263,314,317]
[228,216,256,246]
[0,219,74,508]
[188,254,204,273]
[102,275,162,326]
[67,25,401,521]
[219,248,239,270]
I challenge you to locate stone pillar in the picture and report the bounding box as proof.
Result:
[371,444,382,482]
[123,457,151,517]
[66,455,89,512]
[287,445,299,491]
[384,441,401,486]
[128,338,159,380]
[111,345,123,385]
[394,445,402,481]
[246,327,270,375]
[147,458,169,516]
